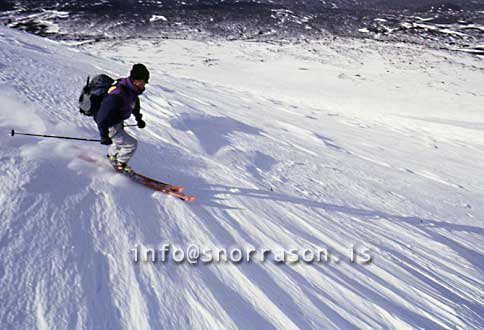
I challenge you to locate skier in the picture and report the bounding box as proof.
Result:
[95,63,149,174]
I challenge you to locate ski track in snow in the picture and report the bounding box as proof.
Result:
[1,26,484,330]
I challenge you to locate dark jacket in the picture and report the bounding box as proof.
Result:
[95,77,143,138]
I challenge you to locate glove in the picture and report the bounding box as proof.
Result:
[137,119,146,129]
[100,135,112,145]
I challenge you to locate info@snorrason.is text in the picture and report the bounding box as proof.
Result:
[131,244,374,265]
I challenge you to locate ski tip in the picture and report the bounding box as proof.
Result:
[185,196,197,202]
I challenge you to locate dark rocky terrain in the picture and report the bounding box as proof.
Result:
[0,1,483,54]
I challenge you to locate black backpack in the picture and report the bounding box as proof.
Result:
[78,74,115,117]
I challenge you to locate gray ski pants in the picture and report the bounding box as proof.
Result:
[108,123,137,163]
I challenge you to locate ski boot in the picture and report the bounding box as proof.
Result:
[107,154,117,165]
[107,154,134,176]
[115,161,134,176]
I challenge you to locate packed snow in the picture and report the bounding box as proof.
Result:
[1,25,483,330]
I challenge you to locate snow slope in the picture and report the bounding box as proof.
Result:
[1,25,484,330]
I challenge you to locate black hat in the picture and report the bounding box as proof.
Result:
[129,63,150,83]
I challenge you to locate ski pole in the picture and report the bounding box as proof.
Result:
[10,129,100,142]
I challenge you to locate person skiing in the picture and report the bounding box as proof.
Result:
[95,63,149,174]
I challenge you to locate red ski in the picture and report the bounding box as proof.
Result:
[77,153,196,202]
[131,172,184,193]
[129,173,196,202]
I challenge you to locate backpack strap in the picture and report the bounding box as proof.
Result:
[107,79,130,95]
[107,86,118,94]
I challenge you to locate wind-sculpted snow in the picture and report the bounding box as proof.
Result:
[1,26,484,330]
[171,113,263,155]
